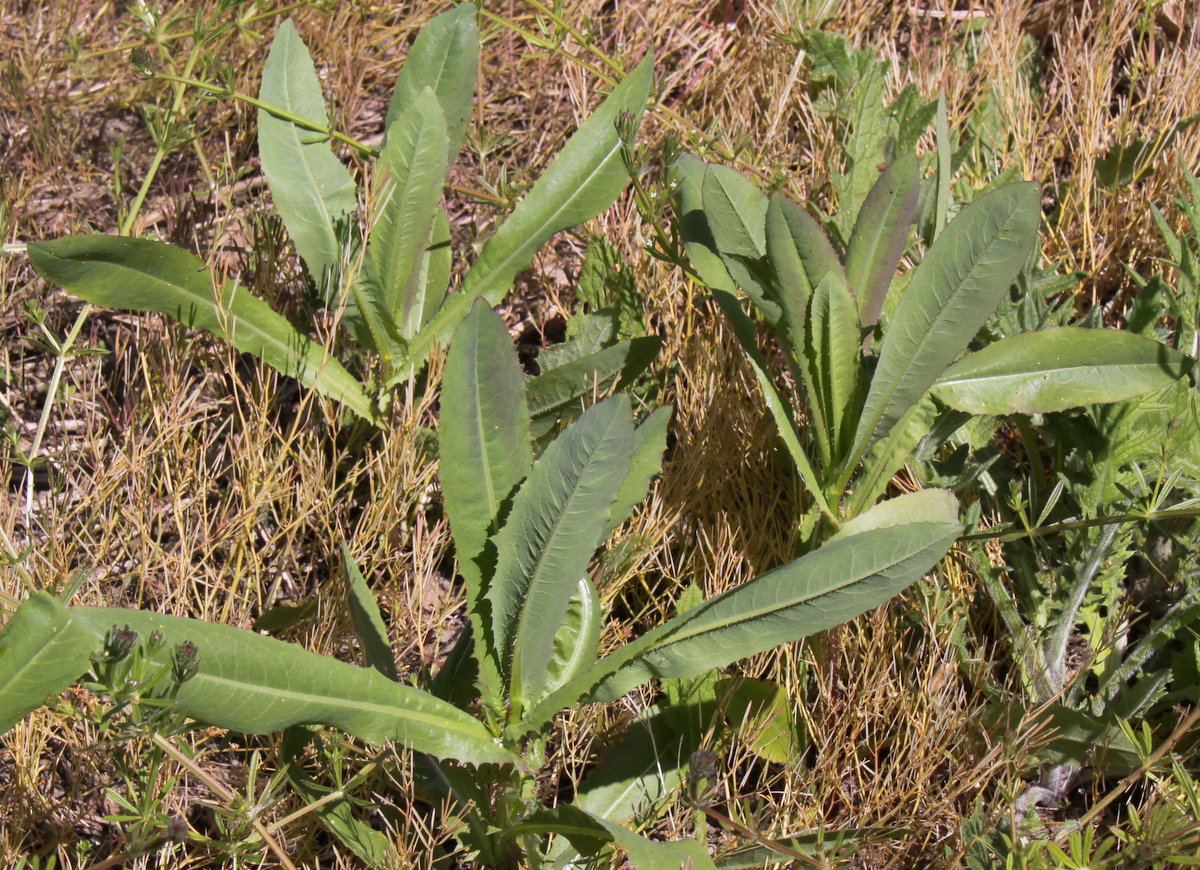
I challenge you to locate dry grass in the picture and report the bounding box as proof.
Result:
[3,0,1200,866]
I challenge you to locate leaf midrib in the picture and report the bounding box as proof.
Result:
[936,362,1158,389]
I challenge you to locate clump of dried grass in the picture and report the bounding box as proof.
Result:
[3,0,1199,866]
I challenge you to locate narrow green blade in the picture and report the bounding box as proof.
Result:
[805,271,860,458]
[931,327,1193,415]
[341,544,399,682]
[370,88,449,323]
[27,236,375,420]
[702,164,768,258]
[673,153,735,291]
[398,54,654,376]
[258,19,357,294]
[602,405,672,537]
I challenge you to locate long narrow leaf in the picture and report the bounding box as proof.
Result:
[0,592,96,736]
[258,20,357,293]
[69,606,513,765]
[673,153,735,291]
[931,327,1193,415]
[27,236,375,420]
[439,300,532,708]
[702,164,768,258]
[852,182,1040,454]
[370,88,450,321]
[386,1,478,162]
[602,405,672,537]
[397,54,654,376]
[341,545,399,682]
[845,152,919,328]
[488,396,634,716]
[806,272,860,459]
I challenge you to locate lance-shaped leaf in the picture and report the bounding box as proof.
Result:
[341,544,399,681]
[258,19,357,293]
[27,236,375,420]
[526,336,662,437]
[0,592,96,736]
[386,1,479,163]
[845,152,919,328]
[397,54,654,376]
[369,88,450,322]
[404,207,452,339]
[852,182,1040,455]
[517,518,959,733]
[69,606,514,765]
[702,164,768,259]
[602,405,672,537]
[543,576,602,697]
[517,805,717,870]
[488,396,633,716]
[765,194,843,353]
[672,153,735,291]
[439,301,531,707]
[805,271,860,458]
[844,394,938,518]
[931,327,1193,415]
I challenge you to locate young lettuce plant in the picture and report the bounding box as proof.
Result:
[25,3,656,424]
[0,299,962,869]
[673,152,1194,544]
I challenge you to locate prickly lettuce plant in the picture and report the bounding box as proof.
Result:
[0,299,962,868]
[25,3,656,424]
[673,151,1193,547]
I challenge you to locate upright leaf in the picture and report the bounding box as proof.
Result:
[702,165,768,258]
[70,606,514,765]
[602,405,672,537]
[543,576,602,697]
[341,545,399,682]
[852,182,1040,455]
[258,20,357,293]
[845,152,919,328]
[405,207,453,338]
[672,153,735,291]
[386,1,479,162]
[931,327,1193,415]
[28,236,375,420]
[489,396,633,716]
[439,301,532,707]
[370,88,450,321]
[398,54,654,375]
[0,592,95,736]
[805,272,860,458]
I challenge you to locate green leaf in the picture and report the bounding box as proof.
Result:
[370,88,450,322]
[711,289,836,522]
[0,592,96,736]
[258,19,357,293]
[714,677,803,764]
[386,1,479,164]
[439,300,532,708]
[831,488,958,543]
[931,327,1193,415]
[602,405,672,537]
[765,194,831,353]
[399,54,654,375]
[588,812,718,870]
[341,545,399,682]
[253,599,318,634]
[510,805,612,859]
[845,152,919,328]
[520,519,959,731]
[406,207,452,338]
[488,396,634,715]
[544,576,602,697]
[805,271,860,459]
[526,337,662,437]
[845,394,938,517]
[716,828,901,867]
[69,606,514,765]
[702,164,768,259]
[853,182,1040,454]
[27,236,375,420]
[672,153,735,291]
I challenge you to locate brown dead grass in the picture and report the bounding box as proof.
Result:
[3,0,1200,866]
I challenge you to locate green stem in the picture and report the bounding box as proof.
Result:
[962,505,1200,544]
